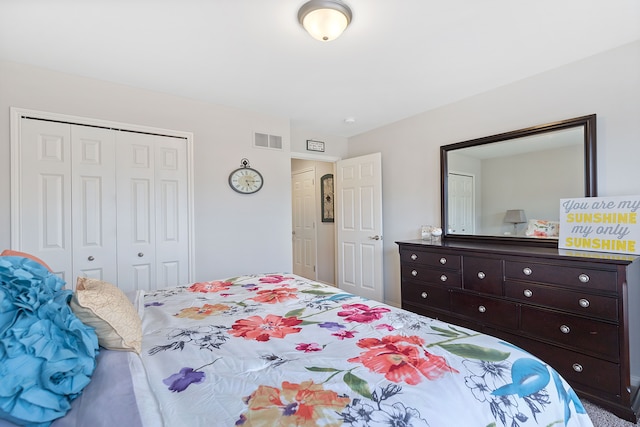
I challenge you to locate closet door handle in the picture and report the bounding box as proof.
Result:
[88,256,95,261]
[138,252,144,257]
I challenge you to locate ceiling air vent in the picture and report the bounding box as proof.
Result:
[254,132,282,150]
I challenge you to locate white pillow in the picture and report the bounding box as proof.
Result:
[70,277,142,354]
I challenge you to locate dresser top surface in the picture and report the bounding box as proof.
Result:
[396,239,639,266]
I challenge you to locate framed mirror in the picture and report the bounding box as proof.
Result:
[441,114,597,247]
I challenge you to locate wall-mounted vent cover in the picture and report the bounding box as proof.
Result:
[254,132,282,150]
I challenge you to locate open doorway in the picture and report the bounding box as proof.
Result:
[291,158,336,286]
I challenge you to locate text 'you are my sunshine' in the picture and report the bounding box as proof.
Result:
[562,199,639,252]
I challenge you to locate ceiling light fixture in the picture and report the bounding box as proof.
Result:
[298,0,352,42]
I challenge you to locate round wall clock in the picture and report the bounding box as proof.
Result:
[228,159,264,194]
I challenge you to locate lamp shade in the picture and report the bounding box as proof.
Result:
[504,209,527,224]
[298,0,352,42]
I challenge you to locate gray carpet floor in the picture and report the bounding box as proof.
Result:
[583,400,638,426]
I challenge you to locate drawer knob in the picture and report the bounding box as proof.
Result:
[578,298,590,308]
[560,325,571,334]
[88,255,95,261]
[440,275,448,282]
[578,274,590,283]
[572,363,583,373]
[411,253,418,261]
[478,305,486,313]
[522,267,532,276]
[523,289,533,298]
[421,292,428,299]
[439,257,447,265]
[477,271,486,280]
[411,270,418,277]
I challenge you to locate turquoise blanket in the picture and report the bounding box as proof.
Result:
[0,257,99,427]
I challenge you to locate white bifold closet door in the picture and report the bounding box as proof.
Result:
[115,131,188,292]
[17,118,188,292]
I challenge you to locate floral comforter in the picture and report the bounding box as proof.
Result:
[139,273,593,427]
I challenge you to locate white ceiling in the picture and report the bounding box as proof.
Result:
[1,0,639,138]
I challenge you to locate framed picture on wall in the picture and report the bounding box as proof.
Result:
[321,174,334,222]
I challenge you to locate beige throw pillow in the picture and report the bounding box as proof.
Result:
[70,277,142,354]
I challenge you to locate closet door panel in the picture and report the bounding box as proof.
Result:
[155,139,189,288]
[116,132,156,292]
[18,119,72,281]
[71,125,117,286]
[15,113,191,293]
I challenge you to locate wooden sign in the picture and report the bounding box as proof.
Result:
[559,195,640,255]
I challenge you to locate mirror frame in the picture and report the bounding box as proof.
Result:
[440,114,597,247]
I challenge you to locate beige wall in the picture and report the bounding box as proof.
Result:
[1,40,637,304]
[0,61,348,282]
[348,40,640,306]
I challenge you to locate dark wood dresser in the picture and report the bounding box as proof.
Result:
[397,239,640,422]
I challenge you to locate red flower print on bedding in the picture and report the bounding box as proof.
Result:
[258,275,294,284]
[295,343,322,352]
[348,335,459,385]
[188,281,232,293]
[337,303,391,323]
[250,287,298,304]
[229,314,302,341]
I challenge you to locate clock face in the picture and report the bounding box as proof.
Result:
[229,167,264,194]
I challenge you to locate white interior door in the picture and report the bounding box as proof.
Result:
[12,109,194,292]
[153,135,189,288]
[292,169,317,280]
[336,152,383,302]
[71,125,118,284]
[116,131,156,292]
[116,131,189,292]
[448,172,474,234]
[16,119,73,281]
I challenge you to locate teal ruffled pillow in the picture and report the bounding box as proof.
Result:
[0,256,99,427]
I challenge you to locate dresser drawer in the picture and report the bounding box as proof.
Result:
[496,329,621,396]
[400,249,461,269]
[402,282,450,311]
[401,265,462,287]
[520,306,619,360]
[463,256,503,295]
[450,291,518,329]
[505,281,618,321]
[505,260,617,292]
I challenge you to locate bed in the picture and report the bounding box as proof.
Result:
[0,256,593,426]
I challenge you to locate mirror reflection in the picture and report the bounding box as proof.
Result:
[441,115,596,244]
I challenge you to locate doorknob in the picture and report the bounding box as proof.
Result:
[369,235,382,240]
